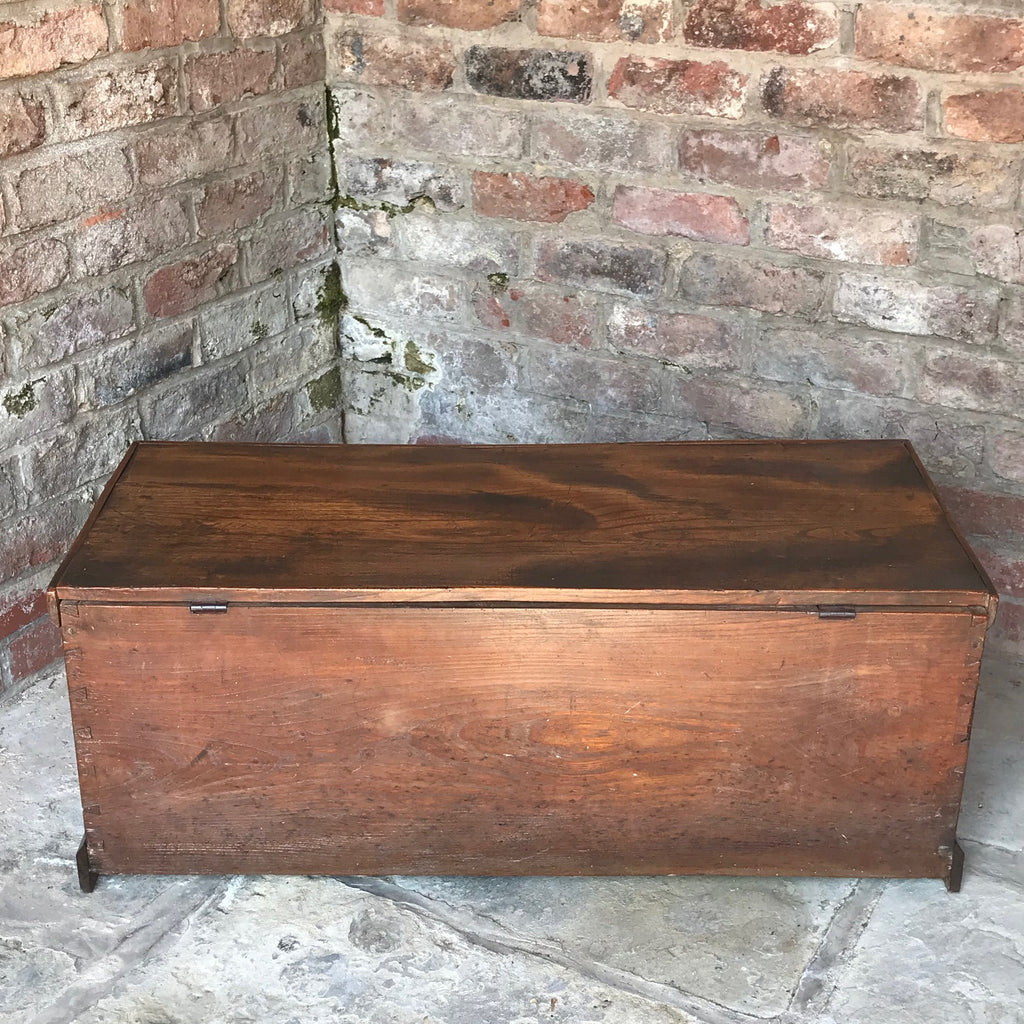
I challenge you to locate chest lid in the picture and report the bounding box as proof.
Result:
[48,440,996,612]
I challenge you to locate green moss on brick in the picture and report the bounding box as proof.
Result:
[404,339,435,375]
[316,263,348,327]
[3,381,38,418]
[307,367,343,412]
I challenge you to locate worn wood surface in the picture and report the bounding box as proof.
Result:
[65,602,984,882]
[50,440,995,611]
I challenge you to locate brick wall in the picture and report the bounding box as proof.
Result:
[0,0,339,697]
[326,0,1024,658]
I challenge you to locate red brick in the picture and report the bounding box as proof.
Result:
[8,616,62,681]
[537,0,672,44]
[765,203,918,266]
[0,6,107,81]
[992,431,1024,486]
[325,0,384,13]
[609,56,746,118]
[472,286,597,348]
[939,486,1024,545]
[676,254,826,316]
[279,31,325,89]
[123,0,220,51]
[944,89,1024,144]
[473,171,594,223]
[187,47,276,110]
[608,305,741,370]
[857,6,1024,74]
[144,245,239,318]
[399,0,522,31]
[56,60,179,138]
[0,587,47,642]
[136,117,235,186]
[0,89,45,158]
[226,0,314,38]
[198,171,277,236]
[685,0,837,55]
[679,129,831,191]
[762,66,922,131]
[613,186,749,245]
[329,29,454,91]
[0,238,69,309]
[970,224,1024,286]
[79,197,192,276]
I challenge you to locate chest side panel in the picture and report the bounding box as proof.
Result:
[64,603,982,880]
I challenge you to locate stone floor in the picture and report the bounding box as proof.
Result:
[1,655,1022,1024]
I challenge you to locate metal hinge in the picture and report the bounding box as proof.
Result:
[817,605,857,620]
[189,603,228,614]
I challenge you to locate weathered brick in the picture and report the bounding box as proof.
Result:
[0,584,48,642]
[608,56,746,118]
[988,599,1024,653]
[765,203,917,266]
[55,60,178,138]
[187,47,276,111]
[15,286,134,367]
[762,67,922,131]
[335,206,393,258]
[754,327,900,396]
[0,6,107,81]
[465,46,592,103]
[122,0,220,50]
[199,284,289,360]
[144,245,239,318]
[944,89,1024,144]
[834,274,998,343]
[916,350,1024,415]
[326,0,384,13]
[236,95,324,160]
[254,327,335,398]
[0,89,45,158]
[398,0,521,30]
[14,145,132,230]
[685,0,837,55]
[288,151,332,205]
[209,393,296,443]
[136,117,235,187]
[676,254,826,316]
[533,110,673,173]
[999,290,1024,357]
[0,238,70,309]
[972,541,1024,598]
[8,616,62,682]
[473,286,598,348]
[394,213,519,274]
[343,262,462,322]
[939,485,1024,545]
[280,31,326,89]
[227,0,314,38]
[0,454,20,519]
[844,144,1020,209]
[78,197,191,276]
[246,208,330,281]
[340,156,464,212]
[669,379,806,437]
[329,29,454,91]
[679,130,831,191]
[474,172,594,223]
[82,323,194,407]
[531,347,663,413]
[0,369,74,449]
[198,171,278,237]
[613,186,749,245]
[535,238,666,296]
[393,96,523,159]
[607,305,741,371]
[856,6,1024,74]
[970,224,1024,285]
[140,361,249,439]
[537,0,672,43]
[329,87,391,148]
[413,332,510,392]
[992,431,1024,485]
[0,494,89,586]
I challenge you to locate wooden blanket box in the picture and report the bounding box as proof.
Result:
[48,440,997,892]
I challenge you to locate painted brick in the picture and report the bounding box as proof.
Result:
[326,0,384,13]
[0,238,70,309]
[762,67,922,131]
[236,95,324,160]
[607,305,741,371]
[685,0,837,55]
[939,486,1024,545]
[992,432,1024,486]
[82,323,194,407]
[608,56,746,118]
[136,117,235,187]
[765,203,918,266]
[15,286,134,367]
[393,96,523,159]
[537,0,672,44]
[917,351,1024,414]
[280,31,326,89]
[535,238,666,296]
[329,29,454,90]
[474,172,594,223]
[970,224,1024,285]
[14,145,132,230]
[140,362,249,439]
[0,369,74,450]
[340,156,464,212]
[344,262,461,322]
[398,0,522,30]
[844,144,1020,210]
[198,171,278,236]
[944,89,1024,144]
[78,197,191,276]
[247,207,330,281]
[144,245,239,318]
[465,47,592,103]
[613,186,749,245]
[227,0,314,38]
[472,285,598,348]
[8,616,62,682]
[834,274,998,343]
[676,254,826,316]
[122,0,220,50]
[187,47,276,111]
[0,6,107,81]
[670,379,806,437]
[199,284,290,360]
[0,89,45,159]
[533,111,673,173]
[856,6,1024,74]
[679,130,831,191]
[0,586,48,643]
[55,61,179,138]
[394,213,519,274]
[531,347,663,413]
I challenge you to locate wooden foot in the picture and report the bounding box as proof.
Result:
[76,836,98,893]
[944,841,965,893]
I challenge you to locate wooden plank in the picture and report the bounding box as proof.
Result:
[67,603,982,881]
[51,440,994,609]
